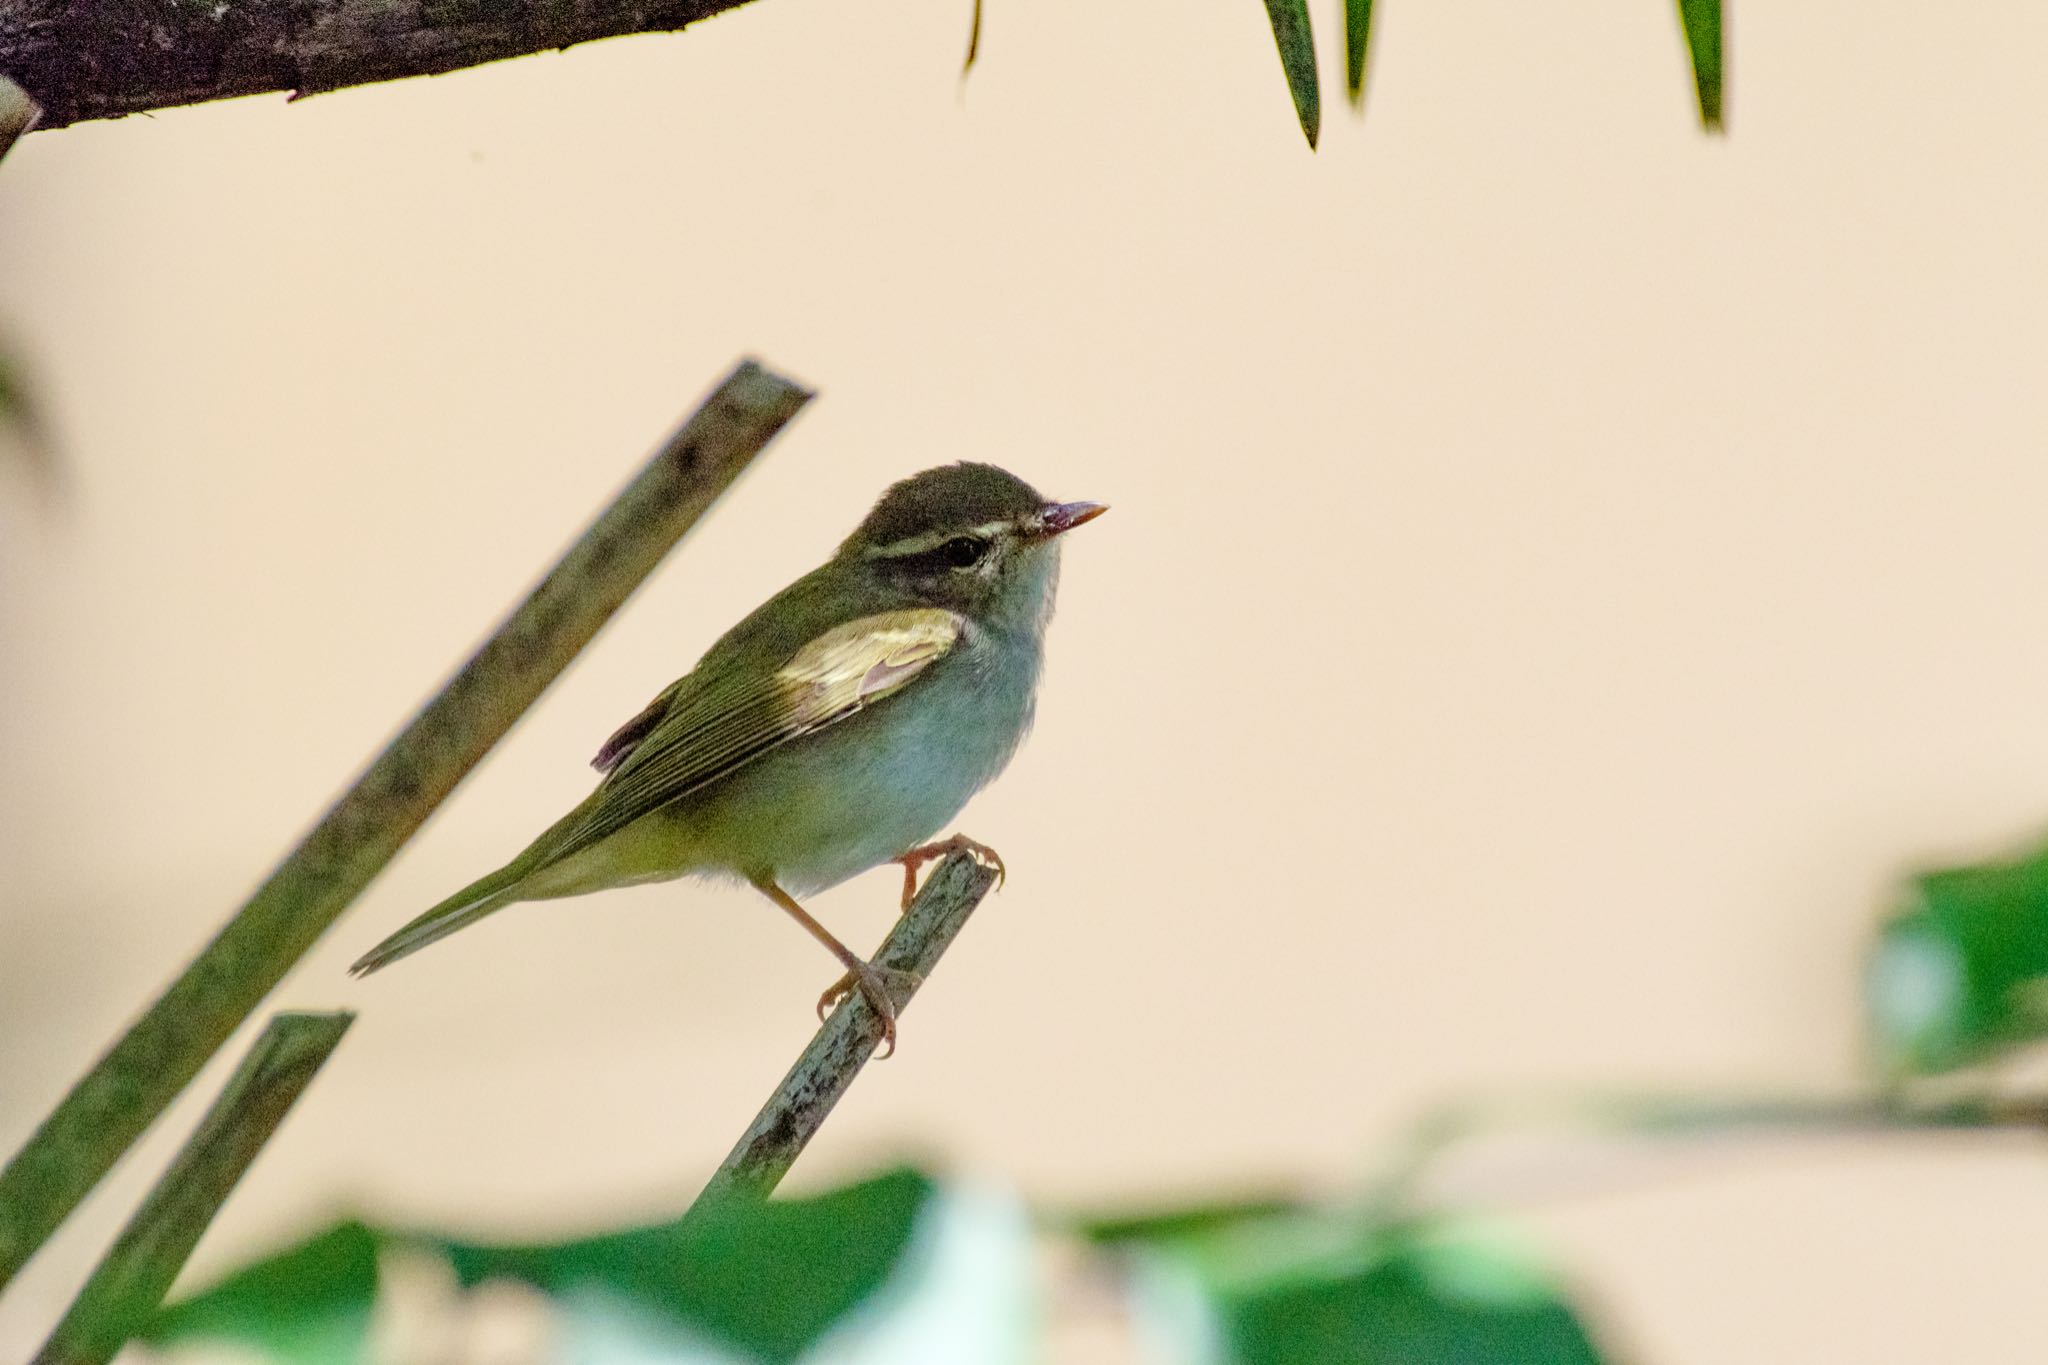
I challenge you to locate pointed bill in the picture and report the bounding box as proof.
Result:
[1028,501,1108,540]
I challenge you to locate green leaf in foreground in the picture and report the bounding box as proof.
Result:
[1220,1228,1608,1365]
[1134,1212,1610,1365]
[1344,0,1375,107]
[1675,0,1722,130]
[1867,845,2048,1075]
[1261,0,1321,149]
[142,1220,379,1365]
[441,1167,935,1364]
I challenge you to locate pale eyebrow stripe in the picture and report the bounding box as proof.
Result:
[867,519,1016,559]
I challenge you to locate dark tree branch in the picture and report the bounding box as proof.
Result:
[0,359,811,1291]
[0,0,762,130]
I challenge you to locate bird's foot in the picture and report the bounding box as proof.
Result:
[893,833,1006,912]
[817,961,924,1058]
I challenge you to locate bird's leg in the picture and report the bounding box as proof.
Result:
[892,833,1006,912]
[751,878,921,1058]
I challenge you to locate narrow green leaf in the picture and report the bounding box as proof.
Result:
[142,1221,379,1365]
[1675,0,1722,130]
[1867,845,2048,1075]
[1343,0,1375,107]
[441,1167,935,1365]
[1079,1193,1306,1248]
[1261,0,1321,149]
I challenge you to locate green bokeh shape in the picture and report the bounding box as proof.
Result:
[1869,850,2048,1074]
[441,1166,934,1365]
[1221,1236,1606,1365]
[142,1220,379,1365]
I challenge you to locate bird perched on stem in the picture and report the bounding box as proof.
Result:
[351,463,1105,1054]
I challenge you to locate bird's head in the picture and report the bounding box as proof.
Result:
[841,463,1106,632]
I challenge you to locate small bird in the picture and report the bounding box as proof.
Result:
[350,463,1105,1053]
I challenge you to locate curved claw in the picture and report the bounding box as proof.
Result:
[817,962,924,1059]
[893,833,1007,912]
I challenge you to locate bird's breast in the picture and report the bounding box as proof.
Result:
[686,630,1042,895]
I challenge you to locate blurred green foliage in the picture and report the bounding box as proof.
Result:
[1108,1198,1610,1365]
[1867,840,2048,1075]
[0,341,59,498]
[1080,1193,1307,1248]
[142,1170,1612,1364]
[1218,1232,1606,1365]
[441,1167,933,1363]
[142,1168,1044,1365]
[143,1221,377,1365]
[137,820,2048,1362]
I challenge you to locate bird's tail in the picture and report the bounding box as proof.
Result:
[348,863,529,977]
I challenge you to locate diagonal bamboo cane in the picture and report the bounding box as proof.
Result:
[32,1013,355,1365]
[0,359,811,1290]
[689,850,1001,1210]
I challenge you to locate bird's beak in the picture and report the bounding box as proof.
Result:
[1031,501,1109,540]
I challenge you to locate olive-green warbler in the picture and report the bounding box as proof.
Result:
[351,463,1105,1051]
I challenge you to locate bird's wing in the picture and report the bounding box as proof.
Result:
[545,608,965,866]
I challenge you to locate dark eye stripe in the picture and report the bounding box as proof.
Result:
[885,537,989,576]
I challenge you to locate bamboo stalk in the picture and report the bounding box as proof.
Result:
[691,851,1002,1208]
[0,360,811,1289]
[33,1012,354,1365]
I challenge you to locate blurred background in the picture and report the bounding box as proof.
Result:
[5,0,2048,1358]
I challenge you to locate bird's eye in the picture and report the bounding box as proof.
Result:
[940,536,987,568]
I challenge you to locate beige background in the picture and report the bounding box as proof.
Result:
[6,0,2048,1358]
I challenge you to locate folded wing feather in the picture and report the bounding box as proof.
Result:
[546,609,964,867]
